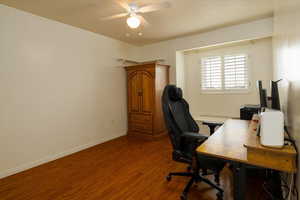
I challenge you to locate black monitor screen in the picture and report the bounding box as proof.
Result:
[257,80,267,108]
[271,80,281,110]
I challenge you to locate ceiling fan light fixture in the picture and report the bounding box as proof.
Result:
[127,15,141,29]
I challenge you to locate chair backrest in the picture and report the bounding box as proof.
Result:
[162,85,199,152]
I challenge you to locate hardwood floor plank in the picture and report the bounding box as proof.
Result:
[0,136,263,200]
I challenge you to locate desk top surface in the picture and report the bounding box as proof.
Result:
[194,116,229,124]
[196,119,297,172]
[197,119,249,163]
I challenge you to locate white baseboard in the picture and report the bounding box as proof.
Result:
[0,133,126,179]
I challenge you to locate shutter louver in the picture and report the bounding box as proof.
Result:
[224,55,248,90]
[201,56,222,90]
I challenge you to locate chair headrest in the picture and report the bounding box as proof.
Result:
[168,85,183,101]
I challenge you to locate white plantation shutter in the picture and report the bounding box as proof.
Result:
[200,54,249,92]
[224,55,248,90]
[201,56,222,90]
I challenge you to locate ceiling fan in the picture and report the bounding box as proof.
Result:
[101,1,171,29]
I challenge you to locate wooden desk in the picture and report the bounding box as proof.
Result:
[196,119,297,200]
[194,116,229,124]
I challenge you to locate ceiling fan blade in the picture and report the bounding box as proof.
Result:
[117,0,131,12]
[138,15,150,27]
[100,13,128,20]
[138,2,171,13]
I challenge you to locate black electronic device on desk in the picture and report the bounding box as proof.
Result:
[240,79,281,120]
[240,104,260,120]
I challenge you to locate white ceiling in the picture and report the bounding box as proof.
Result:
[0,0,274,46]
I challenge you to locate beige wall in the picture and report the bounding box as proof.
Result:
[273,0,300,194]
[132,18,273,84]
[0,5,135,178]
[184,38,273,118]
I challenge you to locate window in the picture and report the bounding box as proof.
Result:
[201,54,248,92]
[201,56,222,90]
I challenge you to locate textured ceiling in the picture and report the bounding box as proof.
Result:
[0,0,274,46]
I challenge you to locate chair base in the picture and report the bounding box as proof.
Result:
[166,170,223,200]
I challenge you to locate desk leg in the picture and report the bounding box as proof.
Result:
[233,163,246,200]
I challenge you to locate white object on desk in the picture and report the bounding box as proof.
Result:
[260,110,284,148]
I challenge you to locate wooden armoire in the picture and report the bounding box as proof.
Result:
[124,61,169,138]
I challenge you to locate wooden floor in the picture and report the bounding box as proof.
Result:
[0,136,264,200]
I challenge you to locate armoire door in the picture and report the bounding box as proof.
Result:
[140,71,154,113]
[127,71,140,113]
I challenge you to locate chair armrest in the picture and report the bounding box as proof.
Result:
[181,132,208,144]
[202,121,223,135]
[202,121,223,127]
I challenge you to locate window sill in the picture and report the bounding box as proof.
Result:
[200,89,251,95]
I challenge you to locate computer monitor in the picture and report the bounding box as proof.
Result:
[271,80,282,110]
[257,80,267,108]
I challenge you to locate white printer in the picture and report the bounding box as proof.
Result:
[259,109,284,148]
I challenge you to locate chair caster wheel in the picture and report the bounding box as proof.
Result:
[166,175,171,181]
[180,194,187,200]
[216,192,223,200]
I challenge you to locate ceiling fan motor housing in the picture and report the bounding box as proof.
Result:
[129,3,139,13]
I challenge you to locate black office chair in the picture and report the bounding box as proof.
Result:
[162,85,225,200]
